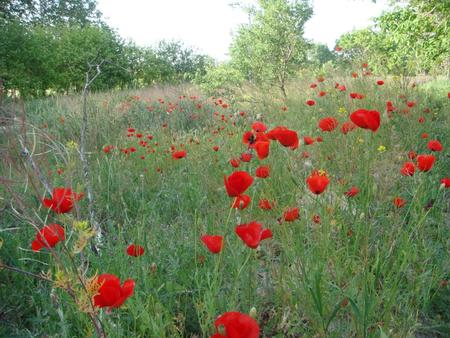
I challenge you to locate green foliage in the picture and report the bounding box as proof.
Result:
[306,43,336,69]
[194,62,246,97]
[0,19,211,96]
[0,0,102,25]
[155,40,214,82]
[50,25,131,92]
[0,21,130,95]
[0,17,55,96]
[0,1,212,96]
[337,2,450,75]
[229,0,312,97]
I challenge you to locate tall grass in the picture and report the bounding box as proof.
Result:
[0,73,449,337]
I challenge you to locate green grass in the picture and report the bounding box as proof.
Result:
[0,74,449,337]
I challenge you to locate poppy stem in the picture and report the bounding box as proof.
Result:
[212,205,235,290]
[60,244,107,338]
[232,249,253,306]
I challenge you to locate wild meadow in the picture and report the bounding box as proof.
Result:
[1,69,449,337]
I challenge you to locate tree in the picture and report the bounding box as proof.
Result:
[155,40,213,82]
[0,17,57,96]
[0,0,102,26]
[306,43,336,69]
[0,2,214,95]
[230,0,312,97]
[50,25,131,91]
[337,1,449,75]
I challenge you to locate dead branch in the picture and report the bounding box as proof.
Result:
[80,60,105,250]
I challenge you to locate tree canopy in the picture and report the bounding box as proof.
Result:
[337,1,449,75]
[230,0,313,97]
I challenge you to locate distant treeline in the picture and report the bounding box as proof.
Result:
[1,0,448,97]
[0,0,213,96]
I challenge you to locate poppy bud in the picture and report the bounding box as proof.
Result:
[249,307,257,319]
[150,262,157,274]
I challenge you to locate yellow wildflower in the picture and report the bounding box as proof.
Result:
[66,140,78,150]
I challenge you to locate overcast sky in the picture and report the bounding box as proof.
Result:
[97,0,390,60]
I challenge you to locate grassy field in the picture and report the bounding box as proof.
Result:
[0,71,449,337]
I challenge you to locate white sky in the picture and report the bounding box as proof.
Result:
[97,0,390,60]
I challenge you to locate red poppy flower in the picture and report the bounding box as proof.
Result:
[350,109,380,132]
[318,91,327,97]
[211,311,260,338]
[344,186,359,197]
[306,99,316,106]
[224,171,253,197]
[421,133,429,139]
[310,83,318,89]
[201,235,223,254]
[254,131,269,143]
[406,101,416,108]
[103,145,114,154]
[393,197,406,208]
[229,158,240,168]
[258,199,273,210]
[341,121,357,135]
[172,150,186,159]
[316,136,323,142]
[93,274,135,309]
[242,131,255,145]
[127,128,135,133]
[31,224,65,252]
[400,162,415,176]
[318,117,339,132]
[312,214,321,224]
[283,207,299,222]
[255,166,270,178]
[349,92,364,100]
[241,152,252,162]
[376,80,384,85]
[304,136,315,145]
[441,178,450,188]
[335,46,342,52]
[427,140,442,152]
[232,194,251,210]
[418,117,425,124]
[351,72,358,78]
[235,221,272,249]
[386,101,396,113]
[408,151,417,160]
[306,170,330,194]
[254,141,270,160]
[417,154,435,172]
[126,244,144,257]
[266,127,299,150]
[213,146,220,152]
[252,122,267,133]
[42,187,83,214]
